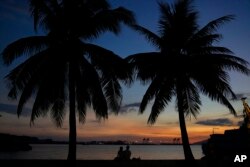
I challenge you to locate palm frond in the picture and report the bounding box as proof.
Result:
[84,43,133,85]
[84,0,110,11]
[188,34,222,48]
[30,54,66,125]
[191,62,237,99]
[194,15,235,38]
[196,54,249,75]
[140,76,164,113]
[75,84,88,124]
[148,79,174,124]
[5,49,49,99]
[76,59,92,124]
[101,77,122,113]
[131,25,161,49]
[16,74,38,117]
[29,0,53,31]
[190,46,233,55]
[158,0,198,42]
[2,36,49,65]
[181,79,201,119]
[195,78,236,115]
[126,52,162,84]
[80,57,108,120]
[31,88,50,125]
[84,7,135,38]
[206,87,236,115]
[158,1,172,36]
[51,99,65,127]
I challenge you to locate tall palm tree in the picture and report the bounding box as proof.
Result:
[2,0,135,160]
[127,0,249,160]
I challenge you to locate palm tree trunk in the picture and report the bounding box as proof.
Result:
[177,88,195,161]
[67,62,77,160]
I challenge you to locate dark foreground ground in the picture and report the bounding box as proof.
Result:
[0,160,249,167]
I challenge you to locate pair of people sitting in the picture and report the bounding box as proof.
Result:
[115,145,131,161]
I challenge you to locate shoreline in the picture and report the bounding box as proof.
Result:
[0,160,247,167]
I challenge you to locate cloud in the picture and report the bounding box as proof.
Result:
[88,119,101,123]
[122,103,141,108]
[231,92,250,100]
[0,0,29,21]
[0,103,31,117]
[237,120,243,126]
[119,102,141,114]
[195,118,233,126]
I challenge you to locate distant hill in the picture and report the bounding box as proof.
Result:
[192,139,208,145]
[0,133,67,144]
[0,133,33,152]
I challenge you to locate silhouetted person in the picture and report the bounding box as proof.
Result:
[116,147,124,160]
[124,145,131,160]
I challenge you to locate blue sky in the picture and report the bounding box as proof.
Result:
[0,0,250,142]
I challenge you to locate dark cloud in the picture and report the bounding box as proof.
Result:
[196,118,233,126]
[237,120,243,126]
[122,103,141,108]
[119,102,140,114]
[231,93,250,100]
[88,119,100,123]
[0,0,28,14]
[0,103,31,117]
[0,0,29,21]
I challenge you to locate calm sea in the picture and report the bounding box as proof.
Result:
[0,144,203,160]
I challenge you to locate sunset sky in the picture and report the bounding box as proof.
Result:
[0,0,250,144]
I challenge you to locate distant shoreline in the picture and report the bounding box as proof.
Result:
[0,133,203,145]
[0,160,243,167]
[29,143,201,145]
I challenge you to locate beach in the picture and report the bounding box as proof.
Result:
[1,160,248,167]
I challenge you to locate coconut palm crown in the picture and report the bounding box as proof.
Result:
[127,0,249,160]
[2,0,135,160]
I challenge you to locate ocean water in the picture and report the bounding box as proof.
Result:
[0,144,203,160]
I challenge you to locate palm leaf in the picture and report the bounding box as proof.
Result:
[80,57,108,120]
[102,77,122,113]
[84,43,133,85]
[2,36,49,65]
[30,52,66,125]
[51,99,65,128]
[29,0,56,31]
[131,25,161,49]
[5,49,50,99]
[126,52,162,84]
[140,76,164,113]
[194,15,235,38]
[181,79,201,119]
[75,59,92,123]
[148,78,174,124]
[83,7,135,39]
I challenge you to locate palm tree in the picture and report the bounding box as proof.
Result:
[127,0,249,160]
[2,0,135,160]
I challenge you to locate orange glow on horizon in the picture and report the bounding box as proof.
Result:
[0,110,242,144]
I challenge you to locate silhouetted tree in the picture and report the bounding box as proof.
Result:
[127,0,249,160]
[2,0,135,160]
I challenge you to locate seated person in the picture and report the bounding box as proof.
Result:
[123,145,131,160]
[115,146,124,160]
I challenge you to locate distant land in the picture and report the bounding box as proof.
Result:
[0,133,204,147]
[192,139,208,145]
